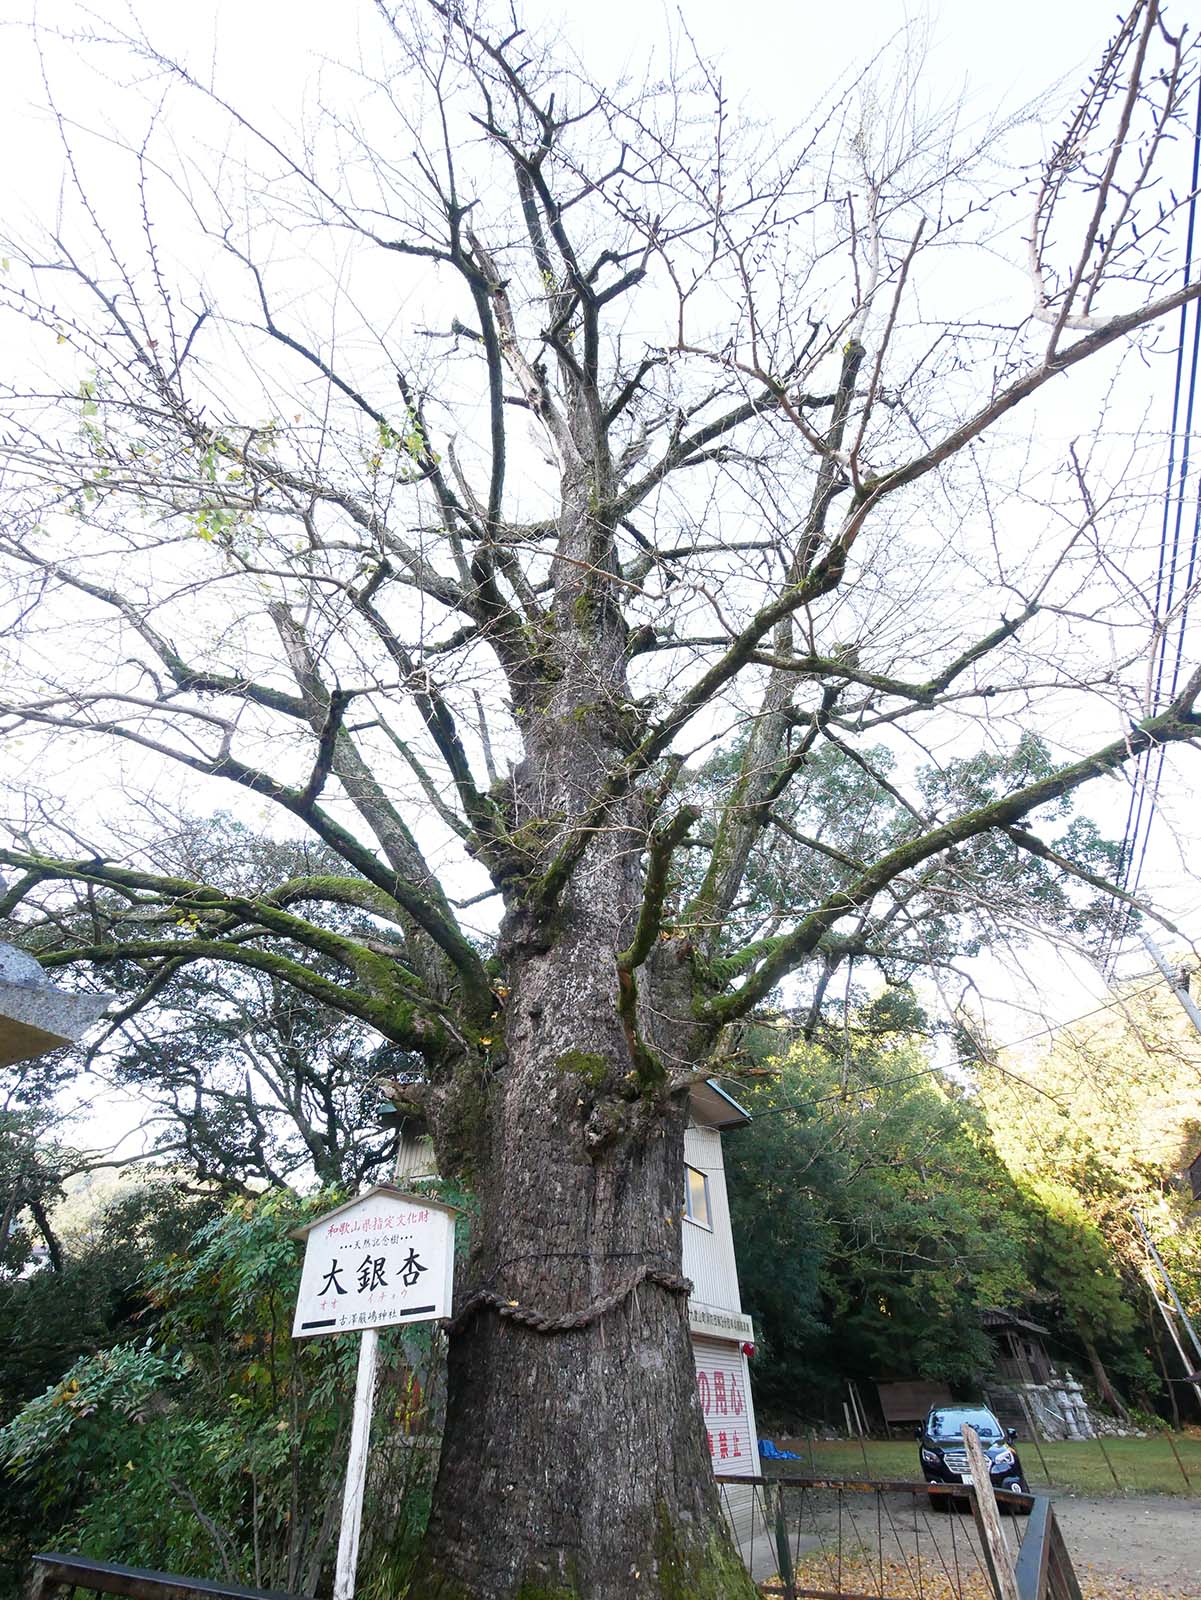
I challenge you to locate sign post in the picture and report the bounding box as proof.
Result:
[335,1325,381,1600]
[291,1185,457,1600]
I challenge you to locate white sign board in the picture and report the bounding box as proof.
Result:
[292,1187,455,1339]
[689,1303,754,1342]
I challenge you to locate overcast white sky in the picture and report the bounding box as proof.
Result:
[0,0,1111,211]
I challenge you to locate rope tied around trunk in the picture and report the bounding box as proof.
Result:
[445,1260,693,1335]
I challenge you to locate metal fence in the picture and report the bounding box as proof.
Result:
[715,1476,1080,1600]
[760,1427,1199,1497]
[30,1485,1083,1600]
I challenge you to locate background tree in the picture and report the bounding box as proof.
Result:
[1017,1177,1148,1419]
[0,1051,88,1277]
[107,964,404,1190]
[726,1023,1034,1421]
[6,813,408,1194]
[0,1186,438,1600]
[74,815,416,1191]
[683,732,1128,1035]
[726,1004,1193,1430]
[980,971,1201,1419]
[0,1174,220,1595]
[1,4,1200,1594]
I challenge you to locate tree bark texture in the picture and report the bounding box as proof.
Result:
[1083,1339,1130,1424]
[415,1107,739,1600]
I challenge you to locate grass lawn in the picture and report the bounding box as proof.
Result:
[773,1433,1201,1497]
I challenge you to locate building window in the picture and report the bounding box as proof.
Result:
[684,1164,712,1229]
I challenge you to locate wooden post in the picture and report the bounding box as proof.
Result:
[1011,1495,1051,1600]
[963,1424,1021,1600]
[1047,1512,1084,1600]
[1016,1391,1054,1487]
[1091,1431,1123,1495]
[1161,1424,1194,1491]
[333,1328,380,1600]
[848,1379,868,1437]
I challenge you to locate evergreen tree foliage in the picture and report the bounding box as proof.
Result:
[726,995,1200,1427]
[726,1027,1032,1421]
[0,1186,440,1600]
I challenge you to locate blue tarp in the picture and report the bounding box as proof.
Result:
[758,1438,802,1460]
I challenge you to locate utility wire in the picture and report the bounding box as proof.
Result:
[1109,66,1201,964]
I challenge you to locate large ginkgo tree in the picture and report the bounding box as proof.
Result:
[1,3,1199,1594]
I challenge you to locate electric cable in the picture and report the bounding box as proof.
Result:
[1108,64,1201,966]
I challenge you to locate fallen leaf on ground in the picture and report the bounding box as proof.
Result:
[758,1553,1190,1599]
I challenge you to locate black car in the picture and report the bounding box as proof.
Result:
[916,1405,1031,1510]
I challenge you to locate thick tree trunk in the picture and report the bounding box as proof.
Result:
[1083,1338,1130,1423]
[410,912,753,1597]
[412,1104,748,1599]
[409,568,755,1595]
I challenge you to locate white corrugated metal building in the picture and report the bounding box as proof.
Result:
[681,1080,759,1486]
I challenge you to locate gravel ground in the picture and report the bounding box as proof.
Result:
[1053,1494,1200,1597]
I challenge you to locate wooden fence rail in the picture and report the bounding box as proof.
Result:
[1010,1501,1083,1600]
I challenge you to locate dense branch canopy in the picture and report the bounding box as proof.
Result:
[1,0,1199,1113]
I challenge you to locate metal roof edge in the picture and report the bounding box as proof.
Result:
[689,1077,751,1128]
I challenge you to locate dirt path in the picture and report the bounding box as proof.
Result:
[1053,1494,1200,1597]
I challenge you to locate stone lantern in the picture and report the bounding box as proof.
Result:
[0,940,111,1067]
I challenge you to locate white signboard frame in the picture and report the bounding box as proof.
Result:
[292,1185,456,1338]
[291,1185,457,1600]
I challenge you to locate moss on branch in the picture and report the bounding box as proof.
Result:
[41,936,450,1051]
[617,805,699,974]
[269,874,408,923]
[701,697,1201,1024]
